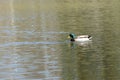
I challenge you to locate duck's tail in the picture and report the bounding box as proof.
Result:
[88,35,92,40]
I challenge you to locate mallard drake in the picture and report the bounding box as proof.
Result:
[68,33,92,42]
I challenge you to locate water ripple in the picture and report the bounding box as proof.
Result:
[0,41,65,47]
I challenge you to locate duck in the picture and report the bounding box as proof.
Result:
[68,33,92,42]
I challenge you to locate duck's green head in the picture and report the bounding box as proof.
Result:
[69,33,75,41]
[69,33,75,38]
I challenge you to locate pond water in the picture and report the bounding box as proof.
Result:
[0,0,120,80]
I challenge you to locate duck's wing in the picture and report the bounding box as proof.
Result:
[77,35,89,38]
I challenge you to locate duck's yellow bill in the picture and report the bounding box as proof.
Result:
[68,36,70,38]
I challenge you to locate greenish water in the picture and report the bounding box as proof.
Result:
[0,0,120,80]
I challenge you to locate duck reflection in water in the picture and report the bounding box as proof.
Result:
[70,41,92,48]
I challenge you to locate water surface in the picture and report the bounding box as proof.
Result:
[0,0,120,80]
